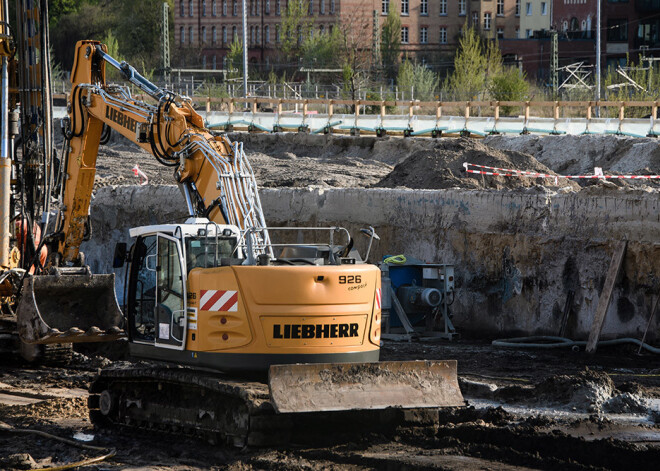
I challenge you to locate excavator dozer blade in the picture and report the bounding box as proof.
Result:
[268,360,464,413]
[16,271,126,344]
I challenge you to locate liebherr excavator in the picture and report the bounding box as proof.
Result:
[2,2,463,445]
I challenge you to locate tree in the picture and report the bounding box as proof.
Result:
[445,26,487,100]
[336,6,373,101]
[280,0,312,61]
[226,37,243,80]
[380,2,401,80]
[490,67,529,115]
[397,60,439,101]
[301,27,342,68]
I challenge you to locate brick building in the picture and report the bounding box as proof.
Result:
[173,0,522,69]
[498,1,659,83]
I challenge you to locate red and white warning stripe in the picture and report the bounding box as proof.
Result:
[375,288,382,310]
[200,289,238,312]
[463,162,660,180]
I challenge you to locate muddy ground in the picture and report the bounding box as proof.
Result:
[1,341,659,470]
[87,131,659,191]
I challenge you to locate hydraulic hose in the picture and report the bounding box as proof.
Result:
[492,335,660,354]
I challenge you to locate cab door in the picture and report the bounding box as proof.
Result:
[154,234,187,350]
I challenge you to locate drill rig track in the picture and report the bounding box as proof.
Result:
[88,366,453,448]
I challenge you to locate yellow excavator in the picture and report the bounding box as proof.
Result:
[1,1,463,447]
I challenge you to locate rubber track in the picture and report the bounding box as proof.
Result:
[88,367,289,447]
[89,366,446,448]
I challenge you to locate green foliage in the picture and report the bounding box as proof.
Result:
[102,30,124,82]
[301,28,342,68]
[445,26,488,100]
[226,38,243,80]
[49,0,174,76]
[490,67,530,115]
[380,2,401,80]
[397,60,439,101]
[602,56,660,117]
[280,0,312,61]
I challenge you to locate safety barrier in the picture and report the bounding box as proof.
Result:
[200,97,660,138]
[53,94,660,138]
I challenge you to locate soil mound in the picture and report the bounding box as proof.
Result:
[372,138,578,190]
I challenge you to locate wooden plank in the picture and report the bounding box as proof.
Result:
[586,240,628,353]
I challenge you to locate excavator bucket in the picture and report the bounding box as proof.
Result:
[16,269,125,344]
[268,360,464,413]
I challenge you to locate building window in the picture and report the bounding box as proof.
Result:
[250,0,255,15]
[438,0,446,16]
[330,0,335,14]
[484,13,491,30]
[439,26,447,44]
[202,55,206,68]
[320,0,325,15]
[497,0,504,16]
[202,0,206,16]
[420,26,428,43]
[180,26,185,44]
[265,25,270,42]
[189,26,194,43]
[541,2,547,15]
[525,2,531,16]
[276,24,281,42]
[401,0,408,16]
[276,0,281,15]
[297,26,303,44]
[607,19,628,41]
[497,27,504,39]
[265,0,270,14]
[526,29,532,38]
[202,26,207,43]
[180,1,185,16]
[232,26,237,41]
[222,0,227,15]
[222,26,227,43]
[472,12,478,26]
[250,26,255,44]
[459,0,466,16]
[233,0,237,16]
[421,0,428,16]
[515,0,520,17]
[212,26,217,44]
[212,0,217,16]
[381,0,388,14]
[213,55,217,68]
[515,27,519,38]
[401,26,409,43]
[308,0,313,15]
[319,24,324,34]
[189,0,193,16]
[257,25,261,43]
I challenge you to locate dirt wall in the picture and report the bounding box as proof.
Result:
[82,185,660,341]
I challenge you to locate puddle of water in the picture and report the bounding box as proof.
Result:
[468,398,657,426]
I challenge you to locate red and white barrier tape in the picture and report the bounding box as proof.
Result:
[463,162,660,181]
[132,164,149,186]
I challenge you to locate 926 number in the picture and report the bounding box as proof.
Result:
[339,275,361,284]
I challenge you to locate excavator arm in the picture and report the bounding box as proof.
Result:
[57,41,268,263]
[17,41,270,345]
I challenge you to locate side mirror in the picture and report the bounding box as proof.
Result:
[113,242,127,268]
